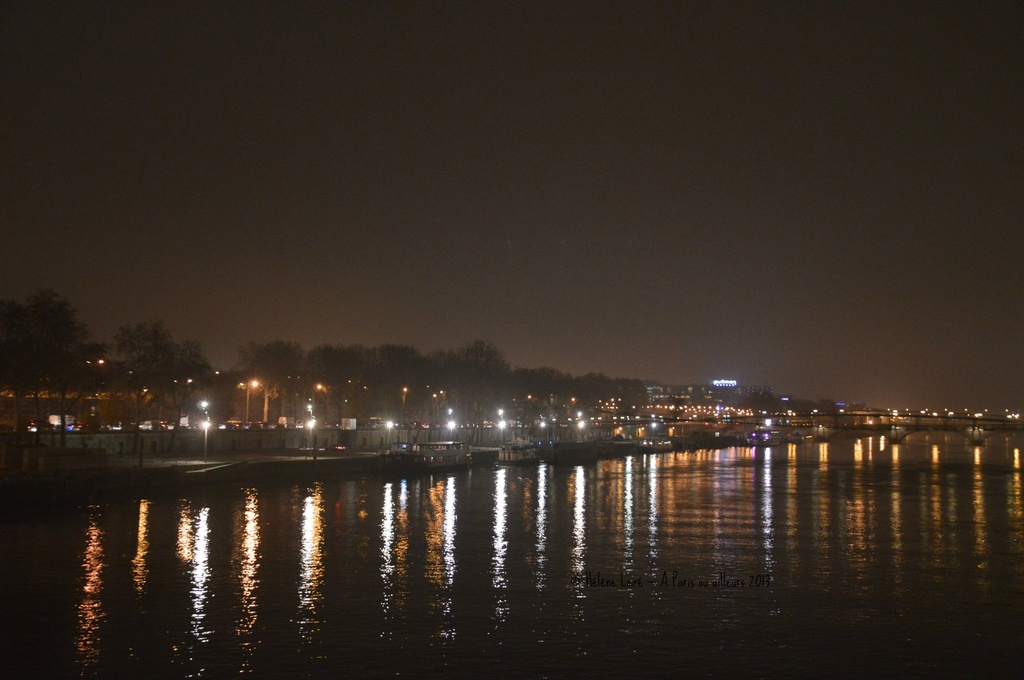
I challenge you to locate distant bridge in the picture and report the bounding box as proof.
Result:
[721,411,1024,446]
[801,412,1024,445]
[597,411,1024,447]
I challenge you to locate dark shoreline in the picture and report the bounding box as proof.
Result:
[0,436,749,512]
[0,453,380,512]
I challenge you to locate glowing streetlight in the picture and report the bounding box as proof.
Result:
[401,387,408,423]
[202,418,211,459]
[245,380,259,425]
[447,420,456,440]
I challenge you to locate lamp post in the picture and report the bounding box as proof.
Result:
[386,421,394,447]
[198,401,210,459]
[498,409,505,444]
[246,380,259,425]
[401,387,408,425]
[315,383,327,425]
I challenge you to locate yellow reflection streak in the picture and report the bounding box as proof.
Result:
[623,456,634,567]
[813,460,830,560]
[786,460,797,562]
[298,485,324,641]
[378,481,389,606]
[440,476,458,640]
[891,476,902,582]
[648,454,658,558]
[396,480,408,590]
[929,466,943,568]
[237,489,259,655]
[425,480,445,589]
[535,464,548,590]
[76,510,104,671]
[762,450,774,570]
[572,466,586,596]
[381,482,395,626]
[1012,463,1022,553]
[974,458,987,575]
[177,503,194,563]
[444,477,457,588]
[493,468,508,620]
[132,500,149,594]
[190,508,210,644]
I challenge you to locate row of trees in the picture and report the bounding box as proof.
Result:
[1,290,213,449]
[1,290,650,446]
[237,339,650,427]
[0,290,104,446]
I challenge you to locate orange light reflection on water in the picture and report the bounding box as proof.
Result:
[236,488,260,667]
[132,500,149,594]
[298,485,324,641]
[76,509,105,671]
[493,467,508,621]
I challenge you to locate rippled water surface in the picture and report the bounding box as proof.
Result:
[4,435,1024,677]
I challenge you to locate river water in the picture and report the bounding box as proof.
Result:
[3,435,1023,678]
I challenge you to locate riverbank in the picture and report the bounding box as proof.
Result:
[0,436,738,511]
[0,448,381,511]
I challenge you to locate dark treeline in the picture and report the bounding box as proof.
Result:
[1,290,649,442]
[239,338,648,426]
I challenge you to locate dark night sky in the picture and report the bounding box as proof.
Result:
[2,1,1022,410]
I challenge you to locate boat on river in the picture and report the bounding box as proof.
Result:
[747,429,786,446]
[378,441,471,475]
[498,439,544,465]
[637,437,673,453]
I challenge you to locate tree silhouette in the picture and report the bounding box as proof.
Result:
[1,290,104,445]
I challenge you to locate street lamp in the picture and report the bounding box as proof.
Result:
[498,409,505,444]
[202,418,210,460]
[386,421,394,447]
[401,387,408,424]
[315,383,327,425]
[246,380,259,425]
[447,419,456,441]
